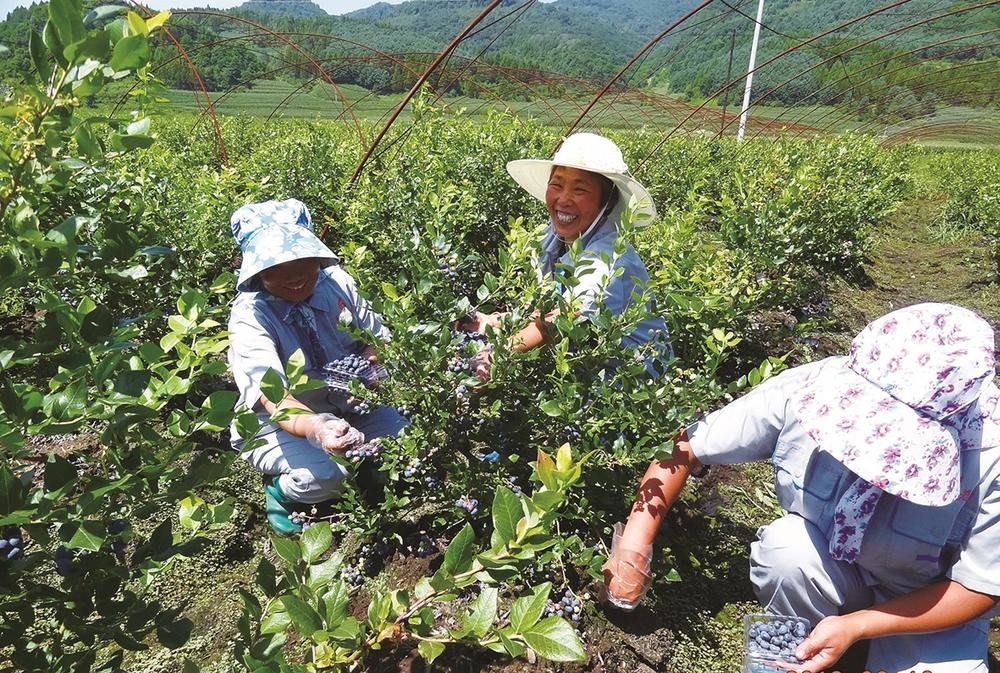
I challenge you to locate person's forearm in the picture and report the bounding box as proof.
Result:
[508,310,558,352]
[846,580,998,640]
[621,433,701,547]
[260,394,315,437]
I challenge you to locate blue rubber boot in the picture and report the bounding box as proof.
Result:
[264,476,303,535]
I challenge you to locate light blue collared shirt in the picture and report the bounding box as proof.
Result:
[227,265,389,442]
[687,357,1000,600]
[536,213,672,363]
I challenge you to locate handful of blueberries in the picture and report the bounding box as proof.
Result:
[322,354,387,392]
[0,527,24,565]
[745,614,809,666]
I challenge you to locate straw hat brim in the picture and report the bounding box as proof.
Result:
[506,159,657,225]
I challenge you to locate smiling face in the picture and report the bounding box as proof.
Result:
[259,257,322,303]
[545,166,608,241]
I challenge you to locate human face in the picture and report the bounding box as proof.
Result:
[545,166,605,241]
[260,257,321,303]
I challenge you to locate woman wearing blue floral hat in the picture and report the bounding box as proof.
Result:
[227,198,407,535]
[602,302,1000,673]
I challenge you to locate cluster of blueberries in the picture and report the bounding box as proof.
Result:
[561,424,582,442]
[289,511,314,531]
[447,357,469,374]
[344,440,382,463]
[402,459,423,479]
[350,400,372,416]
[54,545,76,577]
[342,563,364,586]
[506,476,522,495]
[454,495,479,516]
[452,328,487,351]
[747,617,808,662]
[0,527,24,565]
[395,404,412,419]
[322,355,386,392]
[455,383,470,399]
[542,589,584,623]
[408,532,437,558]
[438,260,475,300]
[402,459,439,488]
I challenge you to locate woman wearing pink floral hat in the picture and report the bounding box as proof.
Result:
[603,302,1000,673]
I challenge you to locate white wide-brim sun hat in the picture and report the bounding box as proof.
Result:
[506,132,657,225]
[231,198,338,292]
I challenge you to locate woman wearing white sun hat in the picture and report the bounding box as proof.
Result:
[465,132,672,378]
[603,302,1000,673]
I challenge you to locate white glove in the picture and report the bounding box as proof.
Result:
[305,413,365,454]
[601,522,653,611]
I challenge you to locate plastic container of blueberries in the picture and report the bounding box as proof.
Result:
[743,614,810,673]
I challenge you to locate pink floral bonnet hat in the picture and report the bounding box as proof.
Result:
[792,303,996,506]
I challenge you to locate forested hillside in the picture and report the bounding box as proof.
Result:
[1,0,997,111]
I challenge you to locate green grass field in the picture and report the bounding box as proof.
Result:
[155,79,999,146]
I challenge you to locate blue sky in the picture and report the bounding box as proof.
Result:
[1,0,412,21]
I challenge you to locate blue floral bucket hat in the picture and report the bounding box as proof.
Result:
[231,198,338,292]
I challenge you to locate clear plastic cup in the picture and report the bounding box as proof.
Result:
[743,613,810,673]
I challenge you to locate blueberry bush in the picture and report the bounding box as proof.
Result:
[0,5,934,669]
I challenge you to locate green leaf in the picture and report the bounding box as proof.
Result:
[509,582,551,634]
[300,521,332,563]
[155,609,193,649]
[43,453,78,492]
[68,520,106,551]
[260,368,286,405]
[271,535,301,567]
[65,31,110,63]
[522,617,586,662]
[200,390,238,430]
[498,629,527,658]
[321,580,349,626]
[49,0,86,54]
[309,551,344,590]
[0,466,24,515]
[84,5,126,27]
[255,557,277,595]
[442,522,476,576]
[109,34,149,71]
[81,305,114,343]
[539,399,562,417]
[279,595,323,638]
[490,486,520,547]
[260,608,291,635]
[417,640,445,664]
[462,587,498,638]
[43,21,67,66]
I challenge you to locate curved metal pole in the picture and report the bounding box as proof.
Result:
[564,0,716,138]
[349,0,505,187]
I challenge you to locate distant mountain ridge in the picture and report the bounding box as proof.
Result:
[0,0,997,112]
[237,0,327,18]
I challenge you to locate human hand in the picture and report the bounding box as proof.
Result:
[305,413,365,454]
[782,615,860,672]
[460,311,503,335]
[469,346,493,381]
[600,522,652,611]
[360,345,378,364]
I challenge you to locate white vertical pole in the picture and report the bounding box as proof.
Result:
[737,0,765,142]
